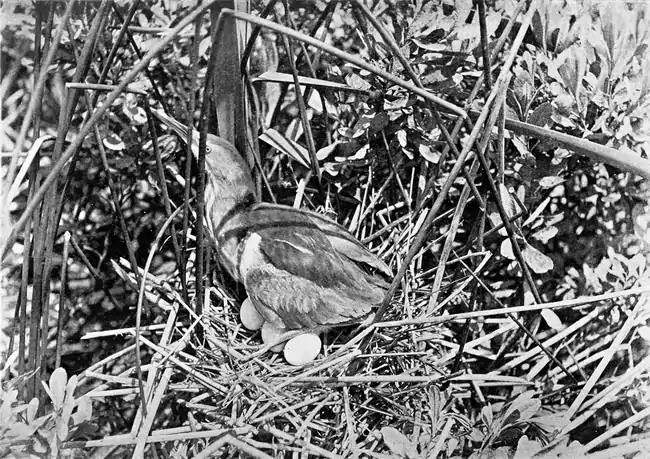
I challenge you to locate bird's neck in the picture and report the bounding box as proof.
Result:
[204,160,256,237]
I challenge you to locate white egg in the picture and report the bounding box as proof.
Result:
[240,298,265,330]
[283,333,321,366]
[261,321,286,352]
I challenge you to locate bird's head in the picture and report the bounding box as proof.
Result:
[151,108,255,192]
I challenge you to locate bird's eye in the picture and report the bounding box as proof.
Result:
[206,146,212,153]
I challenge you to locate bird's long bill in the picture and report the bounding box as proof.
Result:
[151,108,200,157]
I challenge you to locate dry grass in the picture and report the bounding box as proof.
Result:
[61,246,650,457]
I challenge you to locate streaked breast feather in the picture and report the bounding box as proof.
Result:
[238,232,264,281]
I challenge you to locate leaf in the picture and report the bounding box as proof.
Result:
[323,162,340,176]
[511,135,535,163]
[531,413,570,436]
[140,38,160,53]
[446,437,459,457]
[523,283,535,306]
[495,288,517,299]
[505,103,523,122]
[419,144,440,163]
[528,102,553,127]
[338,127,356,139]
[594,259,611,281]
[489,211,508,237]
[72,397,93,425]
[522,242,554,274]
[211,7,243,145]
[538,176,564,189]
[629,253,646,275]
[8,422,38,439]
[62,375,78,422]
[552,45,587,100]
[49,368,67,410]
[541,309,564,331]
[259,129,310,167]
[498,184,518,219]
[512,69,534,107]
[122,103,147,125]
[336,144,369,162]
[316,142,340,161]
[428,386,441,429]
[199,36,211,56]
[0,389,18,424]
[546,213,565,227]
[531,226,558,244]
[355,112,389,138]
[514,436,544,459]
[127,75,153,93]
[307,90,324,114]
[410,2,445,37]
[468,427,485,443]
[583,263,603,291]
[381,426,418,459]
[285,119,304,142]
[493,446,512,459]
[397,129,407,147]
[523,197,551,227]
[57,417,69,442]
[481,404,494,428]
[27,398,39,424]
[503,391,540,426]
[67,420,99,441]
[638,326,650,343]
[103,133,125,151]
[345,72,372,91]
[500,239,515,260]
[454,22,482,41]
[412,40,447,52]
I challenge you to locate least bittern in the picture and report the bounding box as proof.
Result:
[152,109,391,338]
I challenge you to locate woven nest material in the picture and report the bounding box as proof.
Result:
[72,255,534,458]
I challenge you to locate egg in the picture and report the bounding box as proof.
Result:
[261,321,286,352]
[240,298,265,330]
[283,333,321,366]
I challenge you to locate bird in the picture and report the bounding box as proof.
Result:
[152,109,392,331]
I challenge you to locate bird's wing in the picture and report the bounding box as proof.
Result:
[245,261,377,329]
[216,204,389,329]
[243,203,393,277]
